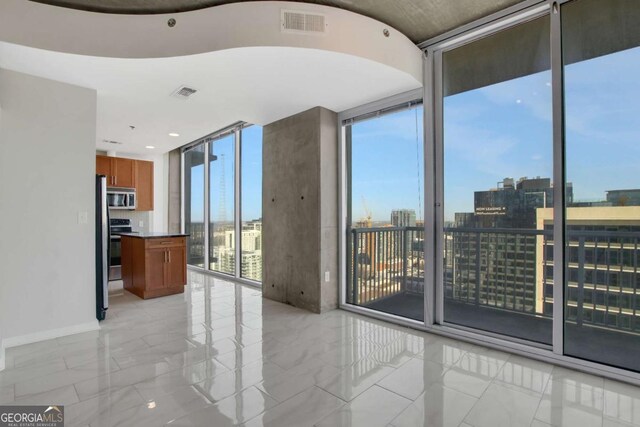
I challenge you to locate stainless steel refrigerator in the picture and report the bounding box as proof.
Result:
[96,175,109,320]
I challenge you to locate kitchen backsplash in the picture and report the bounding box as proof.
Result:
[109,209,153,234]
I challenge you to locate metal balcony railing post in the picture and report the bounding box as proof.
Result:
[352,229,358,305]
[576,235,585,327]
[632,238,639,333]
[475,231,481,306]
[403,228,408,294]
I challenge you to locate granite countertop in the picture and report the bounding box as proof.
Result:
[120,232,189,239]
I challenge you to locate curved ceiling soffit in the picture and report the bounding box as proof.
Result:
[0,0,423,84]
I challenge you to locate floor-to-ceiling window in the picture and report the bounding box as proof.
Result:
[240,126,263,282]
[209,133,236,274]
[341,0,640,381]
[441,15,553,344]
[562,0,640,371]
[184,144,206,268]
[182,123,262,285]
[345,100,425,322]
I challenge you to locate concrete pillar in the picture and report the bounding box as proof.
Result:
[262,107,338,313]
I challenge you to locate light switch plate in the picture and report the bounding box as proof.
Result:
[325,271,330,282]
[78,211,88,224]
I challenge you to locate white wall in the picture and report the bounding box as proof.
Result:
[0,68,98,357]
[0,105,3,371]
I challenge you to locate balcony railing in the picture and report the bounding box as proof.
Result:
[349,226,640,335]
[350,226,425,305]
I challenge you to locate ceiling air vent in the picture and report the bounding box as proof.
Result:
[171,85,198,100]
[281,10,326,34]
[103,139,123,145]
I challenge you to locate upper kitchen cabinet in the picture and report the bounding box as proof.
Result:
[112,157,135,188]
[96,155,113,183]
[135,160,154,211]
[96,155,154,211]
[96,155,135,188]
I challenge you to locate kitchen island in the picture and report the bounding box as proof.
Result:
[120,232,189,299]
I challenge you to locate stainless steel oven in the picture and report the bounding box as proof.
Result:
[107,188,136,210]
[109,218,136,280]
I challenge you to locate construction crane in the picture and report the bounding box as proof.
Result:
[360,196,372,227]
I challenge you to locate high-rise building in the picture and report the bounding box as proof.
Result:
[449,177,640,335]
[537,204,640,333]
[447,177,556,312]
[391,209,417,227]
[465,177,558,228]
[209,221,263,281]
[242,219,263,281]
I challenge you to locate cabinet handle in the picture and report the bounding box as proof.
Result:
[164,250,168,263]
[168,250,171,263]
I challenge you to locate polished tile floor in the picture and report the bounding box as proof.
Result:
[2,270,640,426]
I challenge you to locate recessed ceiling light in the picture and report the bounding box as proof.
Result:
[168,132,180,137]
[145,145,155,149]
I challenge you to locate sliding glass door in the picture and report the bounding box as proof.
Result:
[209,134,236,274]
[562,0,640,371]
[345,102,425,322]
[441,15,553,344]
[182,124,263,285]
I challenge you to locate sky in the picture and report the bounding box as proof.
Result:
[350,106,424,223]
[186,45,640,226]
[187,125,262,223]
[351,45,640,223]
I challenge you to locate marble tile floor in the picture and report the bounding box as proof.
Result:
[1,270,640,426]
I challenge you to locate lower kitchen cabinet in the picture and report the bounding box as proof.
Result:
[121,235,187,299]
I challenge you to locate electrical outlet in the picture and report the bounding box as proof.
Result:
[78,211,88,224]
[325,271,330,282]
[138,220,144,228]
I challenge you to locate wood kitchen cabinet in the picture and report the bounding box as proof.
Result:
[96,155,154,211]
[121,234,187,299]
[96,155,113,183]
[134,160,154,211]
[96,155,135,188]
[112,157,135,188]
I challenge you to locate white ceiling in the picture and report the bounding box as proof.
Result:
[0,42,420,154]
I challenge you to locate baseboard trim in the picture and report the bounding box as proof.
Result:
[2,321,100,349]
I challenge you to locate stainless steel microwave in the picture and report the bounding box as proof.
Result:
[107,188,136,210]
